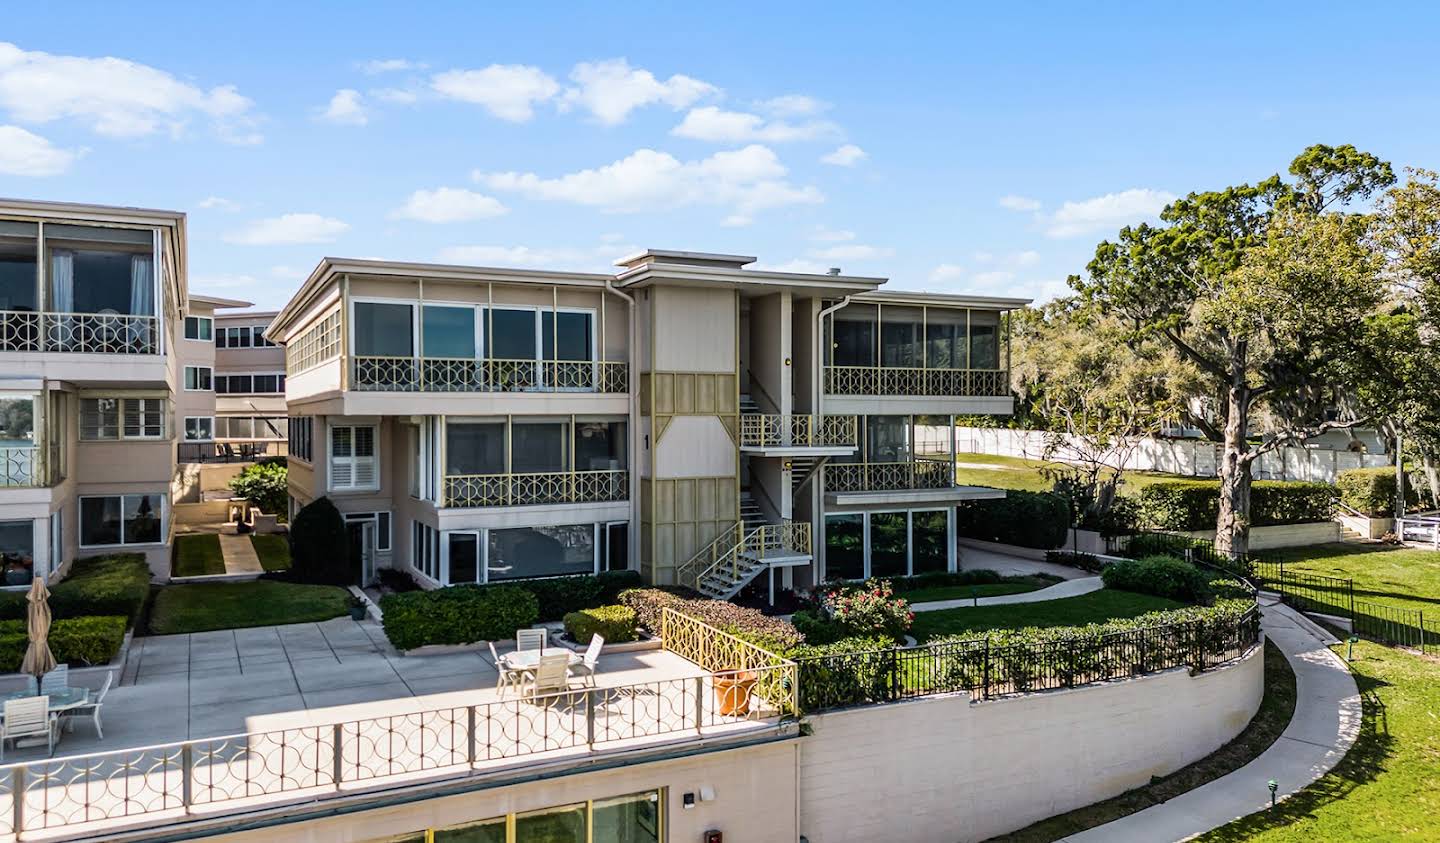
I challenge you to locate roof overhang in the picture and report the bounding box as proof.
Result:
[851,290,1032,310]
[615,261,885,298]
[190,294,254,309]
[825,485,1007,507]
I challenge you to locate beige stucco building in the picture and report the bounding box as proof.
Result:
[268,250,1028,596]
[176,295,288,462]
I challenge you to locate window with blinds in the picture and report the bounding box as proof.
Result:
[330,424,378,490]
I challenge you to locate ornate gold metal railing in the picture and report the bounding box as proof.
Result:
[443,469,627,507]
[351,356,628,393]
[677,520,813,598]
[823,365,1009,397]
[0,311,160,354]
[825,458,955,492]
[661,607,798,717]
[740,414,858,448]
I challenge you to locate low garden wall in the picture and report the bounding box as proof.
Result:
[798,640,1264,842]
[1167,521,1341,549]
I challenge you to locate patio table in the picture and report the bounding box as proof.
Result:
[0,689,91,746]
[499,650,583,694]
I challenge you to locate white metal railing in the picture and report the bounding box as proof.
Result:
[824,366,1008,397]
[0,446,38,487]
[443,469,628,507]
[351,356,628,393]
[740,414,858,449]
[0,311,161,355]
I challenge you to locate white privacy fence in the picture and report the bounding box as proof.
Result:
[932,426,1390,484]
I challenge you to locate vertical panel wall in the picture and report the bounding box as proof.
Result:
[640,285,740,584]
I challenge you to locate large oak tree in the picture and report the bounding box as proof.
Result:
[1072,145,1392,555]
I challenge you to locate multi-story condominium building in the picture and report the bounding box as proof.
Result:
[177,296,288,461]
[269,250,1025,594]
[0,198,188,583]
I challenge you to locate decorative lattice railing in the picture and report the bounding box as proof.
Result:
[0,311,160,354]
[740,414,857,448]
[443,469,627,508]
[824,458,954,492]
[823,366,1008,397]
[351,356,627,393]
[660,607,798,717]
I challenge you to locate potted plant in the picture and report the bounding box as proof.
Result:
[714,668,759,716]
[348,595,368,621]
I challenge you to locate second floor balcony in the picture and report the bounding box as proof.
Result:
[740,413,858,454]
[444,468,628,507]
[825,458,954,493]
[439,418,628,509]
[823,365,1007,397]
[353,356,628,394]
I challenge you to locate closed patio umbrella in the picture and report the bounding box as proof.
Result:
[20,577,55,680]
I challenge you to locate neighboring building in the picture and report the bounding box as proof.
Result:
[0,197,187,581]
[177,296,287,461]
[268,250,1026,594]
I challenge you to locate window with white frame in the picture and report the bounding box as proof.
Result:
[184,316,213,341]
[183,366,212,391]
[79,493,165,547]
[80,398,167,440]
[214,373,286,395]
[330,424,377,490]
[344,511,391,551]
[183,416,214,441]
[289,416,313,462]
[412,520,438,581]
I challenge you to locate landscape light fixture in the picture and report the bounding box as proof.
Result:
[1347,635,1359,661]
[1267,779,1278,810]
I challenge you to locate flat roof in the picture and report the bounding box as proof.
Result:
[853,289,1032,309]
[0,196,185,223]
[190,294,254,309]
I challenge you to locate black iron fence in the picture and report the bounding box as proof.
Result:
[795,607,1261,712]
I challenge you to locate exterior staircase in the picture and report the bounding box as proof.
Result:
[739,491,765,531]
[1340,524,1365,541]
[739,393,762,415]
[679,516,814,600]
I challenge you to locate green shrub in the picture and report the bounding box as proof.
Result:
[0,615,128,672]
[1044,551,1104,573]
[618,588,804,652]
[792,634,901,709]
[883,569,1008,592]
[563,605,638,644]
[1135,480,1337,531]
[791,608,849,645]
[380,585,539,651]
[0,554,155,626]
[505,570,642,621]
[1336,466,1414,517]
[955,490,1069,549]
[228,461,288,516]
[284,497,351,585]
[1101,555,1213,603]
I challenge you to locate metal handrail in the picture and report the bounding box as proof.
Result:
[680,521,812,593]
[824,458,954,492]
[740,413,858,448]
[823,365,1008,397]
[443,469,628,508]
[351,356,628,393]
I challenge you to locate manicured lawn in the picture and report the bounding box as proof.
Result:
[911,589,1185,641]
[953,451,1192,495]
[1198,639,1440,842]
[147,581,350,635]
[172,534,225,577]
[992,640,1297,842]
[1258,542,1440,615]
[899,575,1060,604]
[249,534,292,572]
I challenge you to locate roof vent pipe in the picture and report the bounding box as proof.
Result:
[827,267,842,276]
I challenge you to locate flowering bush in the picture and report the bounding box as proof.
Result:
[819,578,914,641]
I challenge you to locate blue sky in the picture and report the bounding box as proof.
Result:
[2,1,1438,311]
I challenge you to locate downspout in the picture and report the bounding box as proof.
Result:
[605,280,639,572]
[813,295,852,585]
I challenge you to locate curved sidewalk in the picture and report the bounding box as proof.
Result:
[910,576,1103,612]
[1059,597,1362,842]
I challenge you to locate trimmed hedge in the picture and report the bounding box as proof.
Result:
[285,497,351,585]
[1101,555,1213,603]
[882,569,1013,592]
[380,585,538,651]
[509,571,642,621]
[618,587,804,652]
[955,490,1069,549]
[1336,466,1414,517]
[791,608,848,646]
[0,615,128,672]
[1134,480,1337,531]
[0,554,152,626]
[563,605,638,644]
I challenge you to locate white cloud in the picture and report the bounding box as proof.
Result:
[197,196,240,211]
[0,41,260,144]
[974,270,1016,286]
[809,244,893,261]
[390,187,508,223]
[360,58,422,75]
[1045,188,1176,238]
[437,243,633,270]
[820,144,866,166]
[0,126,76,176]
[192,273,263,291]
[372,86,422,105]
[318,89,368,125]
[430,64,559,122]
[998,194,1042,212]
[1013,250,1041,266]
[225,213,349,246]
[929,263,964,283]
[476,144,822,221]
[560,59,717,125]
[809,226,855,243]
[671,106,838,143]
[756,94,828,116]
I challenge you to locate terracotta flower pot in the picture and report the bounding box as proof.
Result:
[714,670,759,716]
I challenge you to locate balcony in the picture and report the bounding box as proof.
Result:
[0,445,54,488]
[740,414,858,455]
[825,458,954,493]
[444,469,628,508]
[823,366,1008,397]
[0,311,160,355]
[352,357,628,394]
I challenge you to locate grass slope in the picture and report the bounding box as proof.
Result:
[1198,639,1440,842]
[172,534,225,577]
[148,581,349,635]
[899,577,1058,604]
[911,589,1184,641]
[1259,542,1440,615]
[952,452,1191,495]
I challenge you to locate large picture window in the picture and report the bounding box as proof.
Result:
[353,302,414,357]
[824,509,953,580]
[184,417,214,442]
[80,493,164,547]
[422,305,475,358]
[488,524,595,580]
[422,790,661,843]
[0,520,36,587]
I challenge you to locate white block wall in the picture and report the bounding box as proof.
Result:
[799,643,1264,843]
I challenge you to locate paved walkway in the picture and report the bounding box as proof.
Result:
[958,545,1089,580]
[218,532,263,574]
[910,576,1103,612]
[1060,597,1362,842]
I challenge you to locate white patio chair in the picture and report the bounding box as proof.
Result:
[66,671,112,739]
[570,634,604,687]
[516,628,547,654]
[530,653,573,698]
[40,664,68,695]
[489,641,525,697]
[1,697,58,759]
